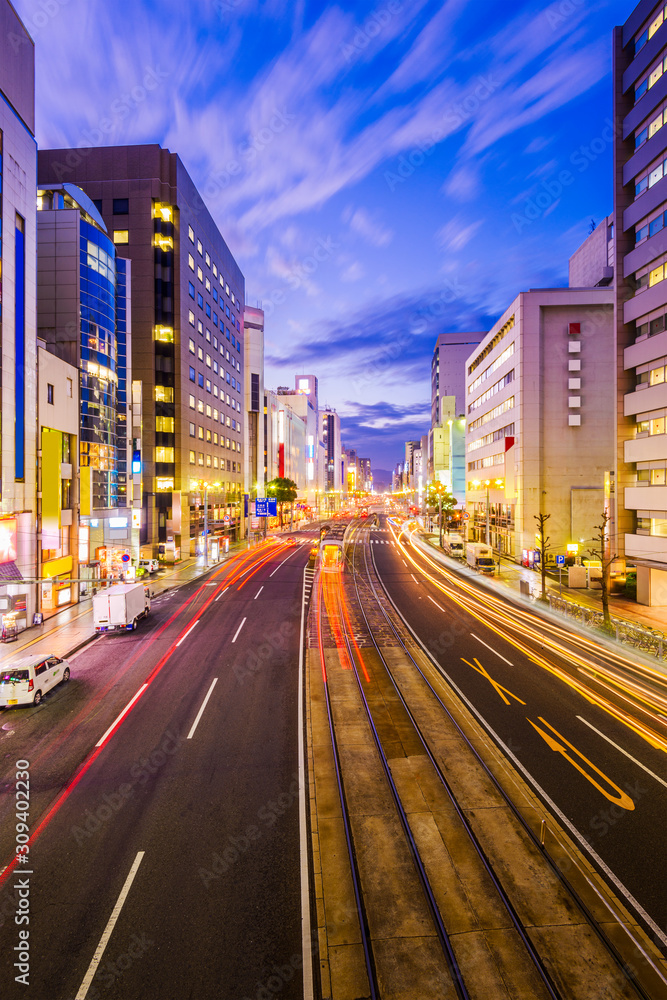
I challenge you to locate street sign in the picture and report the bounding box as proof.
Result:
[556,554,565,566]
[533,550,541,564]
[462,512,470,520]
[267,497,277,516]
[121,553,131,563]
[224,515,231,523]
[255,498,268,516]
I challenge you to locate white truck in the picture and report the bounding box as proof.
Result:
[93,583,151,632]
[466,543,496,575]
[443,533,465,558]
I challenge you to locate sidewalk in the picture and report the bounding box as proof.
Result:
[0,540,253,668]
[421,533,667,634]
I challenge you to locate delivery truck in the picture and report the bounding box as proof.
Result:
[465,543,496,574]
[443,534,465,558]
[93,583,151,632]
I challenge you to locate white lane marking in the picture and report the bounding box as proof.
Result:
[176,618,200,647]
[215,586,229,602]
[270,550,297,577]
[75,852,145,999]
[298,569,314,1000]
[187,678,218,740]
[254,586,264,600]
[576,716,667,790]
[428,595,446,613]
[95,685,148,748]
[206,583,217,586]
[471,632,514,666]
[402,559,408,568]
[231,617,247,643]
[410,574,419,585]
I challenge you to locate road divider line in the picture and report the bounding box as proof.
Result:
[427,595,446,613]
[576,715,667,790]
[215,586,229,602]
[254,586,264,600]
[176,618,200,647]
[270,550,297,577]
[471,632,514,666]
[75,851,145,999]
[95,685,148,748]
[402,559,407,567]
[187,678,219,740]
[410,574,419,585]
[231,617,247,643]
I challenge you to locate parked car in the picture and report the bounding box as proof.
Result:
[0,654,70,707]
[139,558,160,574]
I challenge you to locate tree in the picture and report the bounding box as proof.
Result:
[588,510,616,630]
[266,477,298,528]
[588,217,597,235]
[533,512,551,602]
[425,481,457,548]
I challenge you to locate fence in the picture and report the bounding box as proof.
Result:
[547,594,667,660]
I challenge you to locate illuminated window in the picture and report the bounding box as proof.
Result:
[189,422,195,436]
[198,427,204,439]
[154,234,173,251]
[189,311,195,327]
[213,263,217,277]
[189,394,195,408]
[651,417,666,434]
[197,239,202,255]
[206,278,211,292]
[213,408,219,421]
[198,453,204,466]
[205,252,210,267]
[206,455,212,467]
[198,347,204,361]
[154,202,173,222]
[190,450,196,464]
[189,254,195,271]
[156,416,175,432]
[206,429,212,442]
[189,338,195,354]
[154,325,174,342]
[198,399,204,413]
[206,354,211,368]
[198,320,203,335]
[213,433,218,445]
[156,386,174,403]
[113,230,129,244]
[650,366,666,385]
[650,265,664,286]
[197,266,203,282]
[213,456,218,468]
[206,404,212,417]
[155,446,175,462]
[188,225,194,243]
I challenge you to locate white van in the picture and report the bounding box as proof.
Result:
[0,654,70,707]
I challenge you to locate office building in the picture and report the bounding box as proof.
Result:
[431,331,486,428]
[465,287,615,560]
[613,3,667,604]
[321,407,342,510]
[244,305,264,501]
[37,183,133,583]
[0,1,38,629]
[38,144,245,558]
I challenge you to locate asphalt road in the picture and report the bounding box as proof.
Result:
[370,516,667,950]
[0,537,312,1000]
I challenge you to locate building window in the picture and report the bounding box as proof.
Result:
[198,453,204,466]
[189,282,195,299]
[206,379,212,393]
[47,383,54,404]
[198,399,204,413]
[113,198,129,214]
[213,263,218,277]
[156,416,175,432]
[157,386,175,402]
[67,378,73,397]
[189,254,195,271]
[113,230,129,244]
[206,429,212,442]
[189,311,195,327]
[206,303,211,318]
[188,225,195,243]
[198,427,204,439]
[206,278,211,292]
[197,266,203,282]
[206,454,212,467]
[189,367,196,382]
[205,252,211,267]
[189,394,196,408]
[206,404,212,417]
[198,293,203,309]
[155,446,175,462]
[198,373,204,388]
[198,347,204,360]
[189,422,195,436]
[213,456,219,468]
[189,338,196,353]
[197,239,203,255]
[190,450,196,464]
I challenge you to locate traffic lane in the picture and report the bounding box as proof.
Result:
[0,556,306,998]
[370,540,667,939]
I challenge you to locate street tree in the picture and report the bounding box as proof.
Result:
[266,477,298,528]
[426,481,457,548]
[533,512,551,602]
[588,510,616,630]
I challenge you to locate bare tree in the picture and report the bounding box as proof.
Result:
[533,512,551,602]
[588,510,616,630]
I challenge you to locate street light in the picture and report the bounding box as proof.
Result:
[427,481,449,549]
[191,479,221,567]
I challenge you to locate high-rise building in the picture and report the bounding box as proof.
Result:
[37,144,245,559]
[0,1,38,629]
[613,4,667,605]
[321,407,342,509]
[465,287,615,559]
[37,183,133,584]
[244,306,264,500]
[431,331,486,428]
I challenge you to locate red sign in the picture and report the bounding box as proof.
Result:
[0,518,17,564]
[568,323,580,335]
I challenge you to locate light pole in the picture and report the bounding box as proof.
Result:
[192,479,221,567]
[471,478,504,547]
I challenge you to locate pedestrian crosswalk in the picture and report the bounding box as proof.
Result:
[371,539,393,544]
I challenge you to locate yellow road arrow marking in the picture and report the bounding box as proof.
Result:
[461,657,526,706]
[528,716,635,810]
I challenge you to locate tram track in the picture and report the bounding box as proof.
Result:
[307,516,665,999]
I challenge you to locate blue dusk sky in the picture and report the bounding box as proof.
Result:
[19,0,631,473]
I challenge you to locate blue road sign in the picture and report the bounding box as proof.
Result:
[556,554,565,566]
[267,497,277,516]
[256,498,268,515]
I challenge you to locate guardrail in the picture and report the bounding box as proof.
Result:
[547,594,667,660]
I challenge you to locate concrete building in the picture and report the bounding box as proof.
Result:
[37,143,245,558]
[358,457,373,492]
[275,376,320,503]
[0,1,38,630]
[431,331,486,429]
[244,305,264,503]
[431,397,467,501]
[321,407,342,511]
[37,183,134,584]
[266,389,307,490]
[465,288,615,560]
[37,346,79,610]
[613,2,667,604]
